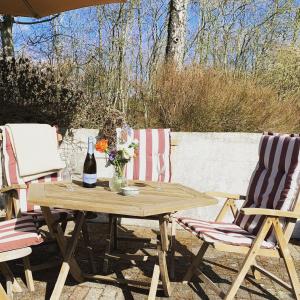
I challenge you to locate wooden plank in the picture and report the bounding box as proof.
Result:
[252,264,292,292]
[41,207,84,283]
[0,184,27,193]
[50,212,85,300]
[103,214,114,274]
[225,217,273,299]
[206,191,242,200]
[81,220,96,274]
[23,256,34,292]
[158,245,171,297]
[169,215,176,280]
[183,242,209,283]
[195,268,226,298]
[242,208,300,219]
[0,283,9,300]
[148,264,160,300]
[213,243,281,258]
[84,273,155,287]
[28,181,217,217]
[273,219,300,299]
[0,263,22,293]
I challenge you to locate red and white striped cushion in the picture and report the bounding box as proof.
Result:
[118,128,171,182]
[178,133,300,248]
[1,126,72,221]
[177,217,275,249]
[0,216,43,252]
[235,133,300,244]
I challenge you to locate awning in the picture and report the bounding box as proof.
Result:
[0,0,124,18]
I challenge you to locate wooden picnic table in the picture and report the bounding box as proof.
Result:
[28,180,217,300]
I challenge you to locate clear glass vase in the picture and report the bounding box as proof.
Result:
[109,165,127,192]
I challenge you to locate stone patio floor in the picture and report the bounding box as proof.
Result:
[7,221,300,300]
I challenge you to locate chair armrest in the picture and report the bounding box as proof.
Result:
[241,208,300,219]
[206,191,246,200]
[0,184,27,193]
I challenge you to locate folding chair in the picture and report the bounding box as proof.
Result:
[0,216,43,298]
[103,128,175,273]
[0,126,72,227]
[177,132,300,299]
[0,125,95,273]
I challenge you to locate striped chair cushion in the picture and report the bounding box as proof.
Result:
[178,133,300,248]
[235,133,300,244]
[177,217,275,249]
[1,127,72,221]
[0,216,43,252]
[117,128,171,182]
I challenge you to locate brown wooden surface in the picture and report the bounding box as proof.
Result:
[28,180,217,217]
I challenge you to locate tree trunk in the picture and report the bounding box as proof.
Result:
[1,15,14,58]
[165,0,188,68]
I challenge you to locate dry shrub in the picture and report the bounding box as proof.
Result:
[0,57,84,127]
[142,65,300,133]
[0,57,125,138]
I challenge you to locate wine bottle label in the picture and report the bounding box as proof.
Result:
[83,173,97,184]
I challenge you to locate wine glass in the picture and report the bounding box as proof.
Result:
[156,153,166,191]
[62,153,77,191]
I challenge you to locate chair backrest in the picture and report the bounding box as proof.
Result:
[1,126,61,214]
[235,132,300,243]
[117,128,172,182]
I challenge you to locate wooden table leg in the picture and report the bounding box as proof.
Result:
[148,264,160,300]
[158,215,172,297]
[103,214,115,274]
[81,220,97,274]
[41,207,85,299]
[148,215,172,299]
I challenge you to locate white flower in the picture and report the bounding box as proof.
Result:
[117,143,127,151]
[123,150,130,160]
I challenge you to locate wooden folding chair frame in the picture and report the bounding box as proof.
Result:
[183,191,300,300]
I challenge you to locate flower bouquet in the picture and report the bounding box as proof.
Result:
[96,127,138,191]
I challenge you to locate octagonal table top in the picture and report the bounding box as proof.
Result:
[28,180,217,217]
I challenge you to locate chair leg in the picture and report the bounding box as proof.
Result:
[273,219,300,300]
[0,283,9,300]
[103,214,114,274]
[0,263,22,294]
[225,218,273,300]
[81,220,97,274]
[251,259,262,281]
[113,217,118,250]
[60,218,68,234]
[169,216,176,280]
[183,242,209,283]
[23,256,34,292]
